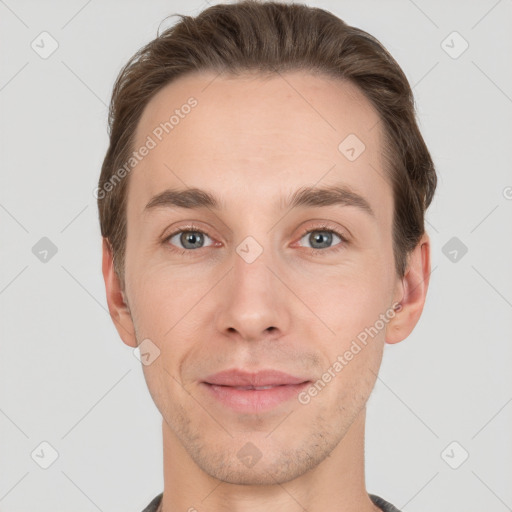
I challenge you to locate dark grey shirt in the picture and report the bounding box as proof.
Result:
[141,492,402,511]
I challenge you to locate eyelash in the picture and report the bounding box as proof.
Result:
[162,223,348,257]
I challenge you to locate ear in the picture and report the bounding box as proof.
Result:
[101,238,138,347]
[386,232,431,344]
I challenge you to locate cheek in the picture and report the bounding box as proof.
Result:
[126,265,215,394]
[302,261,393,396]
[127,263,192,336]
[309,293,386,413]
[308,261,393,337]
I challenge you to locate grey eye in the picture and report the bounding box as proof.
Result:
[299,230,342,249]
[169,231,213,250]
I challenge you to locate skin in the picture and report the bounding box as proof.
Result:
[102,71,431,512]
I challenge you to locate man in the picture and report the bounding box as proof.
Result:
[97,1,436,511]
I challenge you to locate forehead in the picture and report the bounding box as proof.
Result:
[129,70,391,219]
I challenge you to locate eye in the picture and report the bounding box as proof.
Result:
[298,227,346,252]
[161,224,348,256]
[165,228,215,251]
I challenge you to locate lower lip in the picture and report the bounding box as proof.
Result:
[202,382,310,413]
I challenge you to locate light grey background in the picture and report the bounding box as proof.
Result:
[1,0,511,511]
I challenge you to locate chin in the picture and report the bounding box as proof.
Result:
[187,436,331,486]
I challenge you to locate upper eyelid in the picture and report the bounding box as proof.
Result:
[301,225,346,237]
[165,224,345,237]
[164,225,212,240]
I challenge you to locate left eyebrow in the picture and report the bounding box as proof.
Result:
[284,184,375,218]
[143,183,375,218]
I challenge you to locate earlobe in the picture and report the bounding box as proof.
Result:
[101,238,138,347]
[386,233,431,345]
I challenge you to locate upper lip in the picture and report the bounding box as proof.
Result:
[203,369,309,387]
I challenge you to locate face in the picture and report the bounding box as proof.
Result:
[112,71,409,484]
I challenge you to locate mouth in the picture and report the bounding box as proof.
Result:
[221,385,283,390]
[201,369,311,413]
[203,368,309,387]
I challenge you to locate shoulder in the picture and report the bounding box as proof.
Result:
[369,494,403,512]
[140,493,399,512]
[140,492,163,512]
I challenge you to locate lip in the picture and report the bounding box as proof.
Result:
[201,369,310,413]
[203,369,308,387]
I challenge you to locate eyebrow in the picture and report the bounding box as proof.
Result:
[144,184,375,217]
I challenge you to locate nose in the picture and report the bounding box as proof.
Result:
[214,244,291,343]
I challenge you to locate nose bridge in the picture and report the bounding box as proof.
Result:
[234,235,273,296]
[214,232,290,341]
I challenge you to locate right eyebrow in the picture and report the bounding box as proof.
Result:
[144,188,219,213]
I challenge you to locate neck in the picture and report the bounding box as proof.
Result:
[160,407,379,512]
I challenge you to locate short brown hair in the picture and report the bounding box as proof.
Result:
[98,0,436,284]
